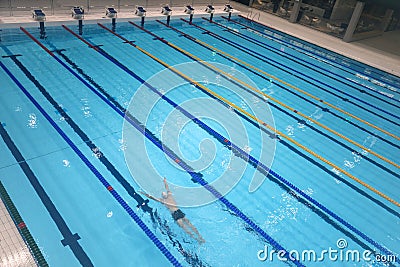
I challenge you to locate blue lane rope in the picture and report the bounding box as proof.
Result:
[225,16,400,94]
[185,18,400,122]
[85,23,397,264]
[0,61,182,267]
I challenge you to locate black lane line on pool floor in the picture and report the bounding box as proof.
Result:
[210,17,400,106]
[77,23,394,257]
[222,16,400,94]
[5,48,207,267]
[0,122,94,267]
[183,19,400,125]
[128,22,400,212]
[58,26,304,267]
[236,14,400,88]
[160,20,400,152]
[5,53,153,215]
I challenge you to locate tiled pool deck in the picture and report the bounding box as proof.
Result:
[0,199,37,267]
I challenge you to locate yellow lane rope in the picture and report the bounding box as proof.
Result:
[181,22,400,143]
[100,22,400,207]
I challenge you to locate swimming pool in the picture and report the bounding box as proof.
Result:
[0,14,399,266]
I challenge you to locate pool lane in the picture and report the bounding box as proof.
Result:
[0,121,89,266]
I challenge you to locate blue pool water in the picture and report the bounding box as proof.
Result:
[0,15,399,266]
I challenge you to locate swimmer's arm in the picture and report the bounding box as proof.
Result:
[163,177,170,192]
[139,191,161,203]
